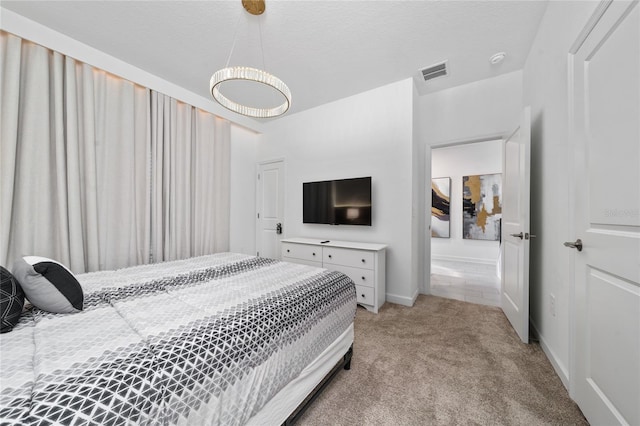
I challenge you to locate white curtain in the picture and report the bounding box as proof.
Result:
[150,92,230,262]
[0,32,230,272]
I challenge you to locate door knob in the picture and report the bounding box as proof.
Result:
[510,232,524,239]
[563,239,583,252]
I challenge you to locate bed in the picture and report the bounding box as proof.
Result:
[0,253,356,425]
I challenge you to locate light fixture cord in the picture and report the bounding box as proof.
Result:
[225,11,243,68]
[258,18,267,72]
[258,16,276,106]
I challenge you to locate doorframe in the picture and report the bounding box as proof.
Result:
[426,132,508,295]
[566,41,579,402]
[255,158,286,258]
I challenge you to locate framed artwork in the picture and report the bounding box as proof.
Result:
[431,177,451,238]
[462,173,502,240]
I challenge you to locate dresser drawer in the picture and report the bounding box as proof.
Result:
[355,285,374,306]
[282,257,322,268]
[282,243,322,263]
[324,247,374,269]
[328,264,374,289]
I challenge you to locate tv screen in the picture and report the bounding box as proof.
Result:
[303,177,372,226]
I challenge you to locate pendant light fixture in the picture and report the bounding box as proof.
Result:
[210,0,291,118]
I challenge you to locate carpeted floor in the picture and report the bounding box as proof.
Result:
[297,295,588,425]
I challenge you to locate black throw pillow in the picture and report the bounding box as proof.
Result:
[1,265,25,333]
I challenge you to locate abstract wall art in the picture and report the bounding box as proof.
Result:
[431,177,451,238]
[462,173,502,240]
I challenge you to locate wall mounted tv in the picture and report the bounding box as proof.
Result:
[303,177,372,226]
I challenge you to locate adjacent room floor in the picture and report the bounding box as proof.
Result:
[430,258,500,307]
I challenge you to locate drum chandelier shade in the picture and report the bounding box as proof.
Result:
[210,0,291,118]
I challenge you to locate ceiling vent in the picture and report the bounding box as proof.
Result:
[420,61,448,82]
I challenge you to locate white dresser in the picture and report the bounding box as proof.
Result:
[281,237,387,313]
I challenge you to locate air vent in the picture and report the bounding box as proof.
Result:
[420,61,448,82]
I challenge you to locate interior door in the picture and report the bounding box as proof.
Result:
[256,160,284,259]
[570,1,639,424]
[501,107,531,343]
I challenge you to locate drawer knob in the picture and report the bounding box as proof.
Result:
[328,254,332,258]
[361,276,365,280]
[361,294,365,298]
[361,259,365,263]
[312,252,316,256]
[287,249,290,253]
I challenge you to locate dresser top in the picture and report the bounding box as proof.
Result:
[281,237,387,251]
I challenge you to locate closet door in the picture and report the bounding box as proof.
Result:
[569,1,639,424]
[256,160,285,259]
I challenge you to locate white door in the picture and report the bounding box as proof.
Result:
[570,1,639,424]
[256,160,284,259]
[501,107,531,343]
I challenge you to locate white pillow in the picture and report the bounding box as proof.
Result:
[12,256,83,314]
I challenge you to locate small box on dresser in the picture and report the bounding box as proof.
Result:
[281,238,386,313]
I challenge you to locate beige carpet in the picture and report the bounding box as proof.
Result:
[298,295,588,425]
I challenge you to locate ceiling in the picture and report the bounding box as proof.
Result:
[2,1,548,122]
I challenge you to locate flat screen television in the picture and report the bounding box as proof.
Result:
[303,177,372,226]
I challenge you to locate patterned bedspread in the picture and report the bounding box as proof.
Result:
[0,253,356,425]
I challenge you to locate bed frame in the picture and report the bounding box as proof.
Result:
[283,345,353,425]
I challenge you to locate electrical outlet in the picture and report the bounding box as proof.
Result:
[550,293,556,317]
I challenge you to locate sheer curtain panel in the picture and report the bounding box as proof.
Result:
[150,92,230,262]
[1,32,230,272]
[1,32,150,272]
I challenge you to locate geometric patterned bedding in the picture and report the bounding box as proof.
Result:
[0,253,356,425]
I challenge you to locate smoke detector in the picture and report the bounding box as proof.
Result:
[489,52,506,65]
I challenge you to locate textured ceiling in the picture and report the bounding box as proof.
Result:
[2,1,548,121]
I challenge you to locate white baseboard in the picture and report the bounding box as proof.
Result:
[431,254,497,266]
[385,289,418,307]
[411,288,419,304]
[530,319,569,390]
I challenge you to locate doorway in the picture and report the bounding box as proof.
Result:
[430,140,503,307]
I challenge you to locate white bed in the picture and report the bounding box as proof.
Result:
[0,253,356,425]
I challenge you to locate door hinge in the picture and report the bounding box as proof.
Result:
[257,173,260,180]
[257,251,260,257]
[257,213,260,219]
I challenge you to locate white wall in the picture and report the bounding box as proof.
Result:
[419,71,523,145]
[413,83,428,295]
[255,79,418,306]
[523,0,598,388]
[229,125,260,255]
[431,140,503,263]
